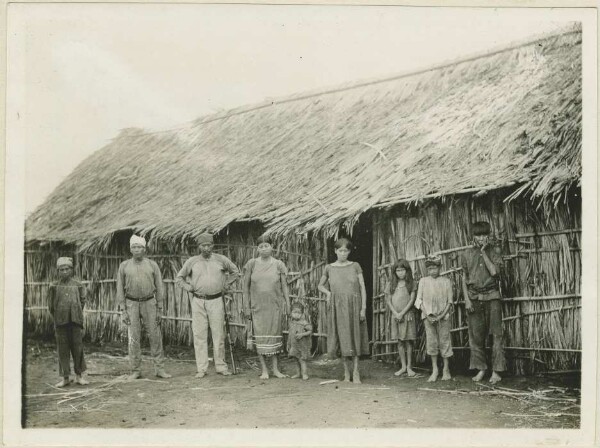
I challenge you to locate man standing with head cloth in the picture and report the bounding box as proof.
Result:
[176,233,240,378]
[461,221,506,384]
[117,235,171,380]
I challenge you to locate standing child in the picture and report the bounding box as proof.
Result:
[415,255,453,382]
[385,259,417,377]
[48,257,89,387]
[287,302,312,380]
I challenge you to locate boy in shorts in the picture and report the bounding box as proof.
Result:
[415,255,453,382]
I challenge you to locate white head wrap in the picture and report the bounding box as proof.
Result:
[56,257,73,268]
[130,234,146,247]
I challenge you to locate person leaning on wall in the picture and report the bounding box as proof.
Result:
[461,221,506,384]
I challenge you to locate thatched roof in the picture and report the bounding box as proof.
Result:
[26,25,582,247]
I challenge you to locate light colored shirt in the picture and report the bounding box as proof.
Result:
[175,254,240,295]
[116,258,164,309]
[415,276,453,320]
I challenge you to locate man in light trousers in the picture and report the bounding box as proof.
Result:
[176,233,240,378]
[117,235,171,380]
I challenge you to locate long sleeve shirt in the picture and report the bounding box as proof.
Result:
[175,254,240,296]
[116,258,164,310]
[460,246,504,299]
[414,276,453,320]
[48,278,87,327]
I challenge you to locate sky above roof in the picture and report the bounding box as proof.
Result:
[8,4,573,214]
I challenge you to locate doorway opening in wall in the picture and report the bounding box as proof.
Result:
[326,212,374,342]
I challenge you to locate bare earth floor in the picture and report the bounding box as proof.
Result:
[23,341,581,429]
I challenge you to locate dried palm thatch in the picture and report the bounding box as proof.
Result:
[372,191,581,374]
[25,25,581,247]
[24,231,327,350]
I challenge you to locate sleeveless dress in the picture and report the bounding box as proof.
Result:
[287,319,313,360]
[244,257,287,355]
[389,283,417,341]
[323,262,370,358]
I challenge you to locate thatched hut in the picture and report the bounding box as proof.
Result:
[25,25,582,373]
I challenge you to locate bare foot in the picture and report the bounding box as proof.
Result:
[259,372,269,380]
[489,372,502,384]
[352,371,361,384]
[291,373,300,379]
[441,370,452,381]
[472,370,486,382]
[75,375,90,385]
[55,378,70,388]
[427,370,439,382]
[195,372,206,378]
[302,374,309,380]
[407,368,417,377]
[394,367,407,377]
[272,370,287,379]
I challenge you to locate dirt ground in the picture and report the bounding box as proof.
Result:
[23,340,581,429]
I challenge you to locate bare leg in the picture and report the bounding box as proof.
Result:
[395,341,407,376]
[258,354,269,379]
[343,357,351,382]
[427,355,439,382]
[489,371,502,384]
[406,341,416,377]
[300,359,309,380]
[441,357,451,380]
[472,369,486,382]
[271,355,286,378]
[291,359,301,378]
[352,356,361,384]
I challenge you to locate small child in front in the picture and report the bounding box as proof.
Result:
[287,302,312,380]
[48,257,89,387]
[415,255,453,382]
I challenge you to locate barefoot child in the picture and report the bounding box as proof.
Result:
[385,260,417,377]
[48,257,89,387]
[287,302,312,380]
[415,255,453,382]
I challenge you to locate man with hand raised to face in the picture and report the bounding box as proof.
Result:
[117,234,171,380]
[460,221,506,384]
[176,233,240,378]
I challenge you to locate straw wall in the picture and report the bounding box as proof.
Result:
[24,225,327,353]
[371,189,581,374]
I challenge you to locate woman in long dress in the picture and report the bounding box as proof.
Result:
[318,238,369,383]
[243,236,290,379]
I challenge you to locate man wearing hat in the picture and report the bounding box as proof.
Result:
[117,235,171,379]
[175,233,240,377]
[460,221,506,384]
[48,257,89,387]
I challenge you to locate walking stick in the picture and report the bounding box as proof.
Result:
[222,294,238,374]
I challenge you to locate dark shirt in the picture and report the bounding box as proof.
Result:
[117,258,164,310]
[48,278,87,327]
[460,246,503,300]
